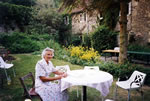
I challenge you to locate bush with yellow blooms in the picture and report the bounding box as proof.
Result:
[68,46,100,63]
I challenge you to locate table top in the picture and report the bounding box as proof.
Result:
[61,70,113,96]
[103,49,119,53]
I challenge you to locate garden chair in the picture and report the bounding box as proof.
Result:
[19,72,42,101]
[114,47,120,51]
[115,70,146,101]
[105,99,114,101]
[55,65,70,73]
[55,65,70,84]
[84,66,99,71]
[0,56,15,82]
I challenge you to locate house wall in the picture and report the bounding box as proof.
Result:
[71,0,150,45]
[131,0,150,45]
[71,10,99,35]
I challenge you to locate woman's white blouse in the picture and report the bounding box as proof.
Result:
[35,59,57,88]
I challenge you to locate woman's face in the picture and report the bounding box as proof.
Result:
[44,51,53,62]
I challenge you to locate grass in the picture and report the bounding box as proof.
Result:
[0,54,150,101]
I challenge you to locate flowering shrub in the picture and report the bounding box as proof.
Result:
[70,46,84,57]
[68,46,100,62]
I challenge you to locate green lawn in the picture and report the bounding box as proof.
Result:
[0,54,150,101]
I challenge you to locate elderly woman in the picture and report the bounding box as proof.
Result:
[35,47,68,101]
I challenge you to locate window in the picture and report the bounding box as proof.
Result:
[80,13,85,22]
[84,13,86,21]
[64,16,69,25]
[128,2,131,15]
[119,2,131,16]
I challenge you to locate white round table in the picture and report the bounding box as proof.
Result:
[61,70,113,101]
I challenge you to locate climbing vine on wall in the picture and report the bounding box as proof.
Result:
[0,2,32,31]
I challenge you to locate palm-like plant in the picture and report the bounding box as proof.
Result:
[61,0,130,64]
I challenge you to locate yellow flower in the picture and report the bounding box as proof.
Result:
[68,46,100,61]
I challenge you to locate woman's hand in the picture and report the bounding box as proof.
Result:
[62,73,67,78]
[59,73,67,79]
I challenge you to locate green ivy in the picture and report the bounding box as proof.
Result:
[0,2,32,29]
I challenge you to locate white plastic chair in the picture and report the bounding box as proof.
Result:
[0,56,16,81]
[84,66,99,71]
[115,70,146,101]
[55,65,70,73]
[105,99,114,101]
[55,65,70,84]
[114,47,120,51]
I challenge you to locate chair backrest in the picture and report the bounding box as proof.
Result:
[84,66,99,71]
[56,65,70,73]
[128,70,146,86]
[19,72,36,99]
[114,47,120,51]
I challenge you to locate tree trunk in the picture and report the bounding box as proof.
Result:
[119,1,128,64]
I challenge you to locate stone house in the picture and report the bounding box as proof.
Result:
[65,7,100,35]
[67,0,150,45]
[116,0,150,45]
[130,0,150,45]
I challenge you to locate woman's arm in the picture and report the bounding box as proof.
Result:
[53,70,64,75]
[39,75,63,82]
[53,70,67,78]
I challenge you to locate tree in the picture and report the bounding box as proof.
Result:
[61,0,130,64]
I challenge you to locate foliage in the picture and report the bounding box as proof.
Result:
[0,0,36,7]
[128,44,150,52]
[0,2,32,31]
[128,44,150,61]
[67,46,100,65]
[29,34,57,41]
[33,40,70,61]
[100,3,120,30]
[69,35,81,46]
[91,25,118,53]
[0,32,40,53]
[27,0,71,45]
[81,34,91,48]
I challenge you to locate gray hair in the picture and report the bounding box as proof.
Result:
[41,47,54,59]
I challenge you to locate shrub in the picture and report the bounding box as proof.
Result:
[0,2,32,30]
[81,34,91,47]
[29,34,56,41]
[35,40,70,60]
[128,44,150,61]
[91,25,118,53]
[128,44,150,52]
[0,32,40,53]
[69,35,81,46]
[67,46,100,65]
